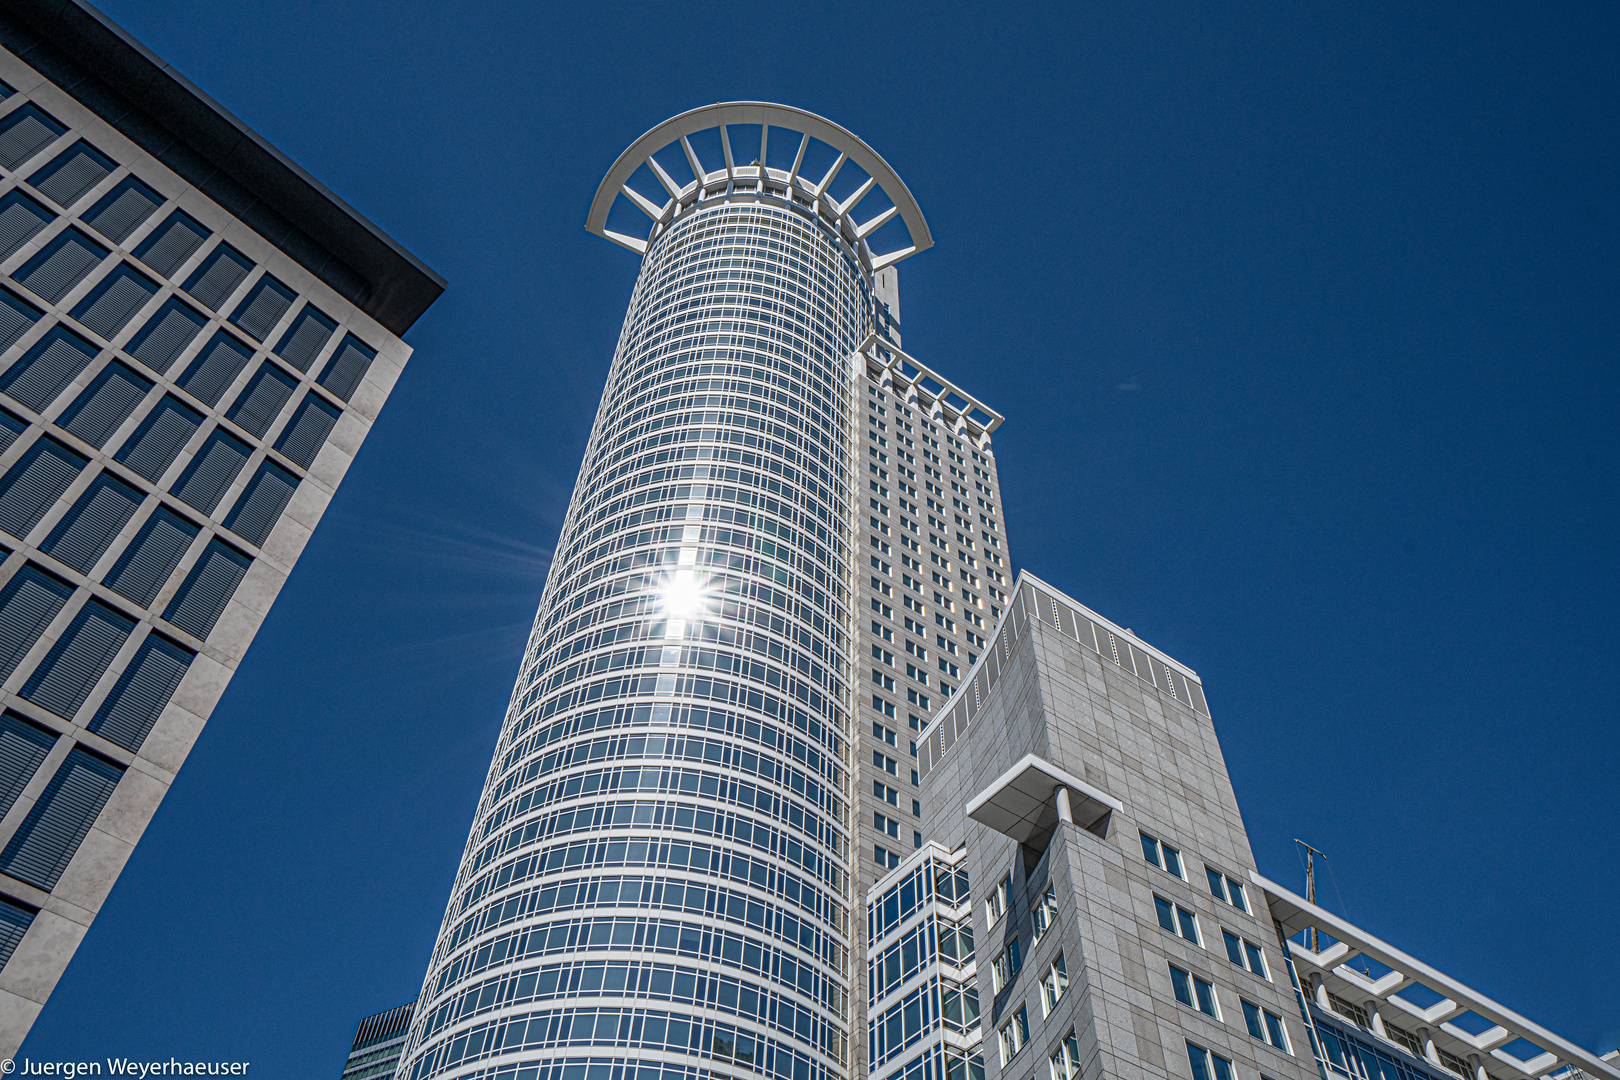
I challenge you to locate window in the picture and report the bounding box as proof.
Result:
[0,103,68,173]
[875,811,899,838]
[319,333,377,403]
[1207,867,1250,913]
[274,304,337,373]
[1141,830,1185,878]
[127,297,206,374]
[71,263,159,341]
[184,243,253,310]
[1222,930,1269,980]
[105,507,199,607]
[1040,953,1068,1014]
[0,437,87,540]
[171,428,251,515]
[1170,964,1221,1019]
[986,872,1011,923]
[0,325,98,412]
[229,274,295,342]
[163,538,251,640]
[1155,895,1201,945]
[1031,882,1058,942]
[997,1005,1029,1064]
[0,290,42,355]
[1050,1030,1082,1080]
[0,747,123,891]
[133,210,209,279]
[226,363,298,438]
[59,361,154,449]
[16,228,108,304]
[87,632,192,752]
[1241,1001,1289,1052]
[116,396,204,483]
[0,712,55,820]
[21,598,136,720]
[0,190,54,261]
[83,175,163,244]
[991,938,1022,991]
[28,141,115,209]
[224,461,298,547]
[177,331,253,407]
[1187,1042,1237,1080]
[273,393,340,469]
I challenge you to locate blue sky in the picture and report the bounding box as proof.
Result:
[19,1,1618,1074]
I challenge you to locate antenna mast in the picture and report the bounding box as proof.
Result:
[1294,839,1326,950]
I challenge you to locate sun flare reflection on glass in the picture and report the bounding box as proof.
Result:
[660,569,707,621]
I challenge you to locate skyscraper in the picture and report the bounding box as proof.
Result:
[399,102,967,1080]
[0,0,442,1054]
[341,999,418,1080]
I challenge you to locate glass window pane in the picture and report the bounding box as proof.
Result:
[1178,907,1199,944]
[1164,845,1183,878]
[1141,833,1160,867]
[1195,979,1217,1017]
[1213,1055,1236,1080]
[1187,1045,1213,1080]
[1156,896,1176,932]
[1224,930,1245,965]
[1265,1012,1288,1051]
[1243,1001,1265,1039]
[1229,880,1249,913]
[1245,941,1267,978]
[1207,867,1227,900]
[1171,966,1193,1006]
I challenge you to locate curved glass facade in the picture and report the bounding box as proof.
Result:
[401,198,873,1080]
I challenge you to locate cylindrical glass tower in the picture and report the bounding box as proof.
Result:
[399,104,932,1080]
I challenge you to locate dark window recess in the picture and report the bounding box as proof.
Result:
[0,290,42,355]
[275,393,340,470]
[21,599,135,720]
[58,361,153,448]
[0,81,11,99]
[69,264,158,341]
[164,539,250,640]
[26,141,115,209]
[0,895,35,972]
[0,410,25,457]
[176,332,252,407]
[0,189,54,261]
[226,364,297,439]
[88,633,192,752]
[0,747,123,892]
[126,298,205,374]
[15,228,109,306]
[183,244,253,311]
[229,275,295,342]
[40,473,144,573]
[318,334,377,403]
[0,325,98,413]
[0,712,55,820]
[105,508,197,607]
[113,396,202,482]
[82,176,163,245]
[0,438,87,540]
[171,428,250,515]
[132,210,208,279]
[0,565,74,682]
[0,104,67,172]
[274,305,336,372]
[224,461,298,547]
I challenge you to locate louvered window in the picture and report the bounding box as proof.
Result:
[0,712,55,819]
[0,290,41,355]
[171,428,250,515]
[69,263,158,340]
[132,210,208,279]
[40,472,144,572]
[0,895,35,971]
[14,228,108,304]
[113,396,202,482]
[224,461,298,546]
[164,539,250,640]
[183,244,252,310]
[58,361,154,448]
[228,275,295,342]
[126,298,205,374]
[0,565,74,681]
[88,632,192,752]
[274,304,336,372]
[226,363,297,439]
[0,190,53,261]
[318,334,377,403]
[0,410,24,456]
[0,747,123,891]
[0,104,67,172]
[21,598,135,720]
[104,508,197,606]
[176,331,252,407]
[82,176,162,244]
[26,141,115,209]
[274,393,340,469]
[0,326,98,412]
[0,438,87,540]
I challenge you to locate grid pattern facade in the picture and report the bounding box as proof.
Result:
[851,377,1008,1074]
[401,200,871,1080]
[0,44,418,1053]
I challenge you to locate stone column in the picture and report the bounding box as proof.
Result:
[1056,786,1073,824]
[1365,1000,1388,1039]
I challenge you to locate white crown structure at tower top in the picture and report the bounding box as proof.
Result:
[399,103,1009,1080]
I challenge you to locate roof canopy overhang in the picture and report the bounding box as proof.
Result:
[965,754,1121,851]
[586,102,931,274]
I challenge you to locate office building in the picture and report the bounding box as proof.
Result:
[342,999,418,1080]
[0,0,443,1054]
[395,100,1612,1080]
[866,574,1618,1080]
